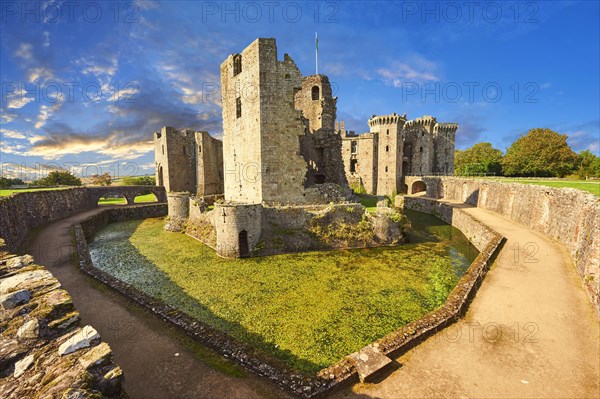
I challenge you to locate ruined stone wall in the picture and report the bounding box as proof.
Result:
[341,132,377,193]
[0,253,124,398]
[411,176,600,316]
[294,75,336,133]
[154,126,197,193]
[300,131,348,188]
[195,131,224,196]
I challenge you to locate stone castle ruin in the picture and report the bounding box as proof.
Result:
[153,38,458,257]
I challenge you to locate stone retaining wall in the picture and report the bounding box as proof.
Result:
[0,251,125,398]
[408,177,600,316]
[0,187,167,253]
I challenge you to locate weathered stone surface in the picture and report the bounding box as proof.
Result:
[78,342,112,370]
[16,318,39,339]
[13,354,34,378]
[348,346,392,383]
[0,289,31,309]
[0,270,53,295]
[6,254,34,269]
[58,325,100,356]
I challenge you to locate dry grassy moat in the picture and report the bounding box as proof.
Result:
[88,210,477,374]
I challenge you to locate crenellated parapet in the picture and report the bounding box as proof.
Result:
[368,113,407,128]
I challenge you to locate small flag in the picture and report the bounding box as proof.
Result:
[316,32,318,51]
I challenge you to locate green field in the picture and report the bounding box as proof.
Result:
[97,193,158,205]
[0,187,69,196]
[357,194,379,212]
[471,177,600,196]
[89,214,476,374]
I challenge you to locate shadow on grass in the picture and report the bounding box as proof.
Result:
[89,219,323,375]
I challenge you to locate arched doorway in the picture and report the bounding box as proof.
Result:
[158,165,164,187]
[411,180,427,195]
[239,230,249,258]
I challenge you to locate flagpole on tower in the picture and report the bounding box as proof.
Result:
[315,31,319,75]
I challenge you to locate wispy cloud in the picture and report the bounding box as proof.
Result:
[376,55,439,87]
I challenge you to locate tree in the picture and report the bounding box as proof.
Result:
[34,171,82,186]
[502,128,577,177]
[454,142,503,176]
[122,175,155,186]
[576,150,600,179]
[91,173,112,186]
[0,177,24,188]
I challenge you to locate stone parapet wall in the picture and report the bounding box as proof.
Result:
[0,252,125,398]
[0,187,167,253]
[410,177,600,316]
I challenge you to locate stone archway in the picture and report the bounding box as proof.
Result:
[411,180,427,194]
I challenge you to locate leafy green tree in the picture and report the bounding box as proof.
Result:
[0,177,24,188]
[454,142,503,176]
[122,175,155,186]
[34,171,82,186]
[502,128,577,177]
[576,150,600,179]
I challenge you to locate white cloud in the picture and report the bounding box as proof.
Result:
[76,56,119,78]
[34,93,64,129]
[6,88,35,109]
[376,55,439,87]
[15,43,33,61]
[28,67,54,83]
[43,31,50,48]
[1,129,27,140]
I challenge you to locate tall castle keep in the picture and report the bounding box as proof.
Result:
[220,38,348,204]
[153,38,458,257]
[341,114,457,196]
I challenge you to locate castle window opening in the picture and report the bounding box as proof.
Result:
[311,85,320,100]
[199,145,202,153]
[350,159,357,173]
[236,97,242,118]
[351,140,357,154]
[239,230,249,257]
[386,145,389,152]
[161,145,164,155]
[315,174,326,184]
[385,166,388,172]
[420,146,423,153]
[386,129,389,135]
[183,146,186,155]
[233,54,242,76]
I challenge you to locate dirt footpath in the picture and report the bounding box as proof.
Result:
[22,207,288,399]
[333,205,600,399]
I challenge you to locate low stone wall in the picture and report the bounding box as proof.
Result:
[0,252,125,398]
[410,177,600,316]
[0,186,167,253]
[78,204,168,241]
[316,197,505,389]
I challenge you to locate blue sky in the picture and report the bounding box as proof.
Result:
[1,0,598,179]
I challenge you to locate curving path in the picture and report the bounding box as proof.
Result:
[21,206,288,399]
[333,204,600,399]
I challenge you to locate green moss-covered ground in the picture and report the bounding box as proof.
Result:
[89,212,476,374]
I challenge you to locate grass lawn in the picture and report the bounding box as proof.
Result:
[471,177,600,196]
[97,193,158,205]
[357,194,379,212]
[89,215,476,374]
[0,187,69,196]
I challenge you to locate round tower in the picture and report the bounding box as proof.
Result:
[214,203,262,258]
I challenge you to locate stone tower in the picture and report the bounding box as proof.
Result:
[368,113,406,196]
[433,123,458,174]
[294,74,336,133]
[154,126,197,193]
[220,38,308,204]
